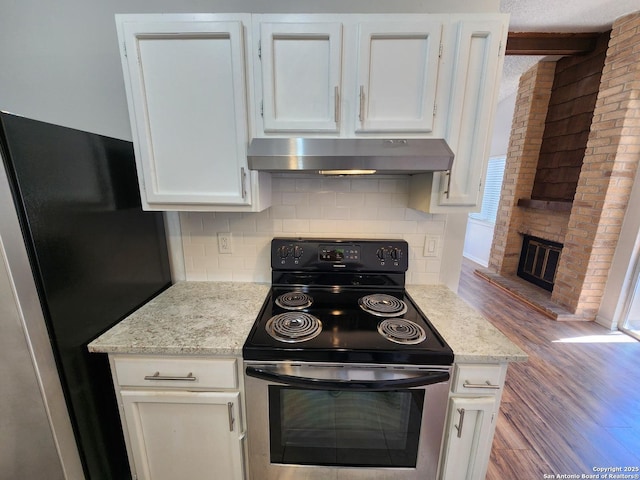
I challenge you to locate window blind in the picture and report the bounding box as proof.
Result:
[470,156,506,224]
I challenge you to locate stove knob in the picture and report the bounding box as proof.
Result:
[277,245,290,258]
[390,248,401,260]
[293,245,303,258]
[376,247,386,260]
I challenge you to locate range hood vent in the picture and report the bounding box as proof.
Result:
[247,138,454,175]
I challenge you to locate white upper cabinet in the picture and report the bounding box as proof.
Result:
[439,18,506,208]
[117,14,270,211]
[355,21,442,133]
[252,15,446,137]
[259,22,343,133]
[409,15,508,213]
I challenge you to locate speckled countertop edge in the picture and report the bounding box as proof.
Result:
[88,282,270,356]
[89,281,527,363]
[407,285,528,363]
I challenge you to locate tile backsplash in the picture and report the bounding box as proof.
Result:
[179,175,447,284]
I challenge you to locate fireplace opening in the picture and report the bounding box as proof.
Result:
[517,235,563,292]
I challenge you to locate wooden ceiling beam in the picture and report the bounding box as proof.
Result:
[506,32,601,55]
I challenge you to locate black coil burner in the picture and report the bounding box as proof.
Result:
[358,293,408,317]
[378,318,427,345]
[275,291,313,310]
[265,312,322,343]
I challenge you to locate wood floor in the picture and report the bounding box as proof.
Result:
[457,259,640,479]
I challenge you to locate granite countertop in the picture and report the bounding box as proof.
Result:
[89,281,527,363]
[88,282,270,356]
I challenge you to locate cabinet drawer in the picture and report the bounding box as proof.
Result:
[113,356,237,389]
[452,364,504,394]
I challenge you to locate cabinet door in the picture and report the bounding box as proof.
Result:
[120,19,250,206]
[121,390,244,480]
[355,21,442,133]
[439,396,496,480]
[259,22,343,133]
[436,19,506,208]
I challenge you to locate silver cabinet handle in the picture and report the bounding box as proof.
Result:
[227,402,235,432]
[359,85,365,122]
[454,408,465,438]
[443,170,452,199]
[463,380,500,389]
[334,86,340,124]
[143,371,197,382]
[241,167,247,199]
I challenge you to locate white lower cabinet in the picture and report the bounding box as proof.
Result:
[121,391,244,480]
[439,363,505,480]
[439,396,497,480]
[110,355,246,480]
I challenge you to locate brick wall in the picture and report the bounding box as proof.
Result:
[489,61,556,274]
[490,11,640,320]
[553,12,640,318]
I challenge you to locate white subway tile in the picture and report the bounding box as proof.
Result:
[351,178,380,192]
[320,206,350,220]
[186,269,209,281]
[282,192,309,206]
[321,177,352,192]
[377,207,407,220]
[364,192,393,207]
[282,219,310,233]
[270,205,297,219]
[336,192,365,207]
[229,214,258,233]
[295,178,323,192]
[309,191,337,206]
[206,269,233,282]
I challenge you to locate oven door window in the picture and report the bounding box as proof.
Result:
[268,386,425,467]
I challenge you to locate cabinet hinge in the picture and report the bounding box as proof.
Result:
[499,40,503,56]
[258,40,261,59]
[260,101,264,117]
[122,42,127,58]
[439,42,443,58]
[433,103,437,117]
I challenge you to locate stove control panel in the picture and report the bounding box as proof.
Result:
[272,238,408,272]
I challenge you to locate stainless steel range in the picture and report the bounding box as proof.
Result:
[243,238,454,480]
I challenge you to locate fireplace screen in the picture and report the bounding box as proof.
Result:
[517,235,563,292]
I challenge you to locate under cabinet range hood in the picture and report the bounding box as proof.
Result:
[247,138,454,175]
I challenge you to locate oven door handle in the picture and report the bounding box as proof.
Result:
[245,366,450,391]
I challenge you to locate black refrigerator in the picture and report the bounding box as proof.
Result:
[0,112,172,479]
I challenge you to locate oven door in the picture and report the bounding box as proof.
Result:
[244,362,451,480]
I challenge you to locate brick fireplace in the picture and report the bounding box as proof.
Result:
[484,11,640,321]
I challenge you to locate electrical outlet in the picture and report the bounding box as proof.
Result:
[423,235,439,257]
[217,232,233,254]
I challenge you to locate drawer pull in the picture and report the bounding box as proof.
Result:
[228,402,235,432]
[144,371,197,382]
[463,380,500,389]
[454,408,465,438]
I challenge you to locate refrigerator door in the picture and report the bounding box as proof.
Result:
[0,112,172,479]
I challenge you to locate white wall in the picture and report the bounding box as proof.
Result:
[0,0,498,141]
[463,92,517,266]
[489,92,517,157]
[463,218,495,267]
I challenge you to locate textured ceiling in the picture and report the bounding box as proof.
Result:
[498,0,640,102]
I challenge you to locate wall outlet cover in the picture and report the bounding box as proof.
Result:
[423,235,439,257]
[217,232,233,254]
